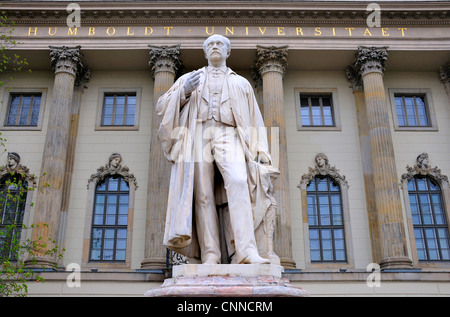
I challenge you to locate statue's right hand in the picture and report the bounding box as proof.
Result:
[183,70,201,97]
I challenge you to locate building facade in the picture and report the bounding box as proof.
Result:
[0,0,449,296]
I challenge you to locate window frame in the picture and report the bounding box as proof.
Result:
[88,176,130,263]
[0,173,34,262]
[388,88,438,132]
[306,176,348,263]
[407,176,450,262]
[83,172,136,270]
[0,88,47,131]
[294,88,341,131]
[401,161,450,269]
[299,156,354,271]
[95,88,142,131]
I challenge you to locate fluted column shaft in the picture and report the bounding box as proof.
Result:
[141,45,181,269]
[256,46,296,269]
[356,46,412,269]
[439,64,450,104]
[27,46,83,268]
[346,66,381,264]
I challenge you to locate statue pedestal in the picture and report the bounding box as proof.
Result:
[144,264,309,297]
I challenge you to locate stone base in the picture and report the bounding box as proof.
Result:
[144,264,309,297]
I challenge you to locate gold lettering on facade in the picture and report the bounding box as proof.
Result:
[164,27,173,35]
[28,27,37,36]
[398,28,407,37]
[48,27,57,36]
[22,25,414,39]
[145,27,153,35]
[226,27,234,35]
[68,27,78,36]
[345,28,355,36]
[106,27,116,36]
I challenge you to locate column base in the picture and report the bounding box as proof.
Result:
[379,256,413,270]
[140,258,167,270]
[24,256,58,269]
[280,257,297,270]
[145,264,309,297]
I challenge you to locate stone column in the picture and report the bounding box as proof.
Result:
[439,63,450,104]
[255,45,296,269]
[354,46,413,269]
[141,45,181,269]
[27,46,83,268]
[58,66,90,251]
[345,65,381,264]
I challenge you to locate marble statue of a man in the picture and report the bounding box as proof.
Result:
[157,34,279,265]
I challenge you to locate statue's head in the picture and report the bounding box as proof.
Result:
[315,153,329,169]
[203,34,231,65]
[108,153,122,169]
[7,152,20,170]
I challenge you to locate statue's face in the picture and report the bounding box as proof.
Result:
[316,157,325,167]
[110,157,121,168]
[204,35,230,65]
[8,156,17,169]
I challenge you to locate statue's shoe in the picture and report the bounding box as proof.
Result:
[241,254,270,264]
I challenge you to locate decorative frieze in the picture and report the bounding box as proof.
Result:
[148,44,182,77]
[87,153,138,189]
[354,46,388,77]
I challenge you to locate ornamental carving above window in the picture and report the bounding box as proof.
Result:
[400,153,449,188]
[0,152,37,187]
[299,153,348,189]
[87,153,138,190]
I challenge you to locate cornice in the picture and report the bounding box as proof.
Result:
[2,3,449,26]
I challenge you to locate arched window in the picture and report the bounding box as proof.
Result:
[299,153,352,268]
[401,153,450,266]
[84,153,137,268]
[408,176,450,261]
[0,175,27,260]
[0,153,36,261]
[307,176,346,262]
[89,175,129,262]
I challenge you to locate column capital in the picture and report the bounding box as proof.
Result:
[439,63,450,83]
[345,65,363,91]
[148,44,182,78]
[255,45,288,77]
[49,46,83,77]
[74,65,91,92]
[355,46,388,77]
